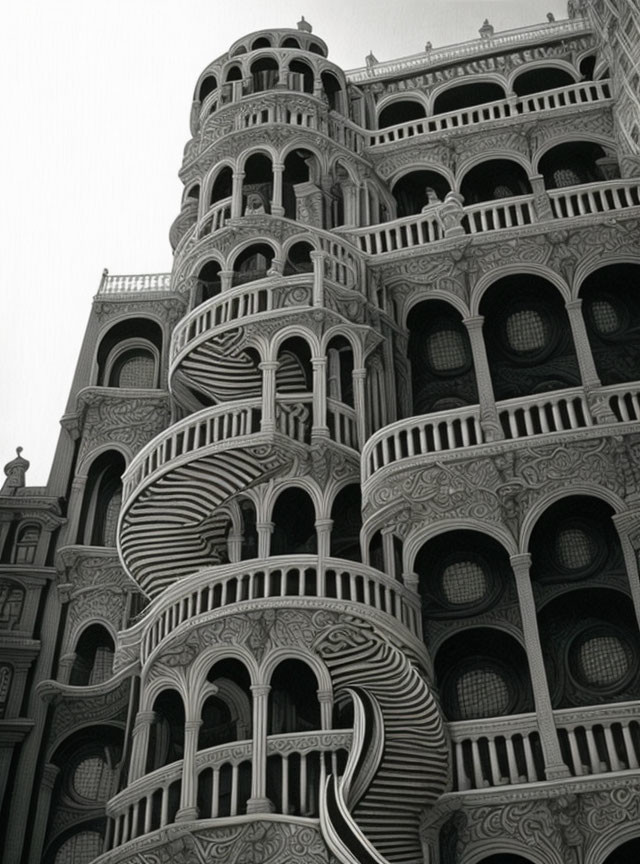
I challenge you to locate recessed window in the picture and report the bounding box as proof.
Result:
[555,527,598,571]
[571,631,632,688]
[455,666,511,719]
[427,328,467,373]
[441,560,487,605]
[590,299,621,335]
[72,756,114,801]
[505,308,549,353]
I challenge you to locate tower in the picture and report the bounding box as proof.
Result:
[2,5,640,864]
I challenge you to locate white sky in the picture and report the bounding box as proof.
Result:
[0,0,570,484]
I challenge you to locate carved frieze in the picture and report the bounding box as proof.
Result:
[77,393,172,464]
[93,297,186,324]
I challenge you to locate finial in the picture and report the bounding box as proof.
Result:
[366,50,379,68]
[297,15,312,32]
[479,18,494,39]
[547,12,555,21]
[425,41,433,53]
[1,447,30,496]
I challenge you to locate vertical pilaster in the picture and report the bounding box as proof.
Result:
[232,171,245,218]
[311,357,329,441]
[176,719,202,820]
[353,368,367,446]
[129,710,156,783]
[27,763,60,864]
[463,315,503,441]
[247,684,273,812]
[271,163,285,216]
[565,299,601,390]
[259,361,279,433]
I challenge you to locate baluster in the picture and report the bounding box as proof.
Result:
[282,756,289,813]
[419,425,428,453]
[603,726,622,771]
[523,409,535,436]
[617,397,630,422]
[160,785,169,827]
[230,765,239,816]
[300,754,308,814]
[584,727,602,773]
[522,735,538,782]
[113,815,122,848]
[621,723,640,769]
[455,742,471,791]
[566,400,579,428]
[131,801,139,839]
[504,736,520,783]
[470,739,484,788]
[211,769,220,817]
[487,737,503,786]
[144,793,153,833]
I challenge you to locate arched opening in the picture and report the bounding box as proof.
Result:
[415,531,512,630]
[479,275,580,401]
[460,159,532,205]
[185,183,200,203]
[200,658,252,748]
[321,71,342,112]
[308,42,324,56]
[146,689,185,773]
[580,55,597,81]
[271,487,317,555]
[283,241,314,275]
[251,57,279,92]
[330,484,362,561]
[580,263,640,386]
[12,523,40,565]
[289,58,313,93]
[433,81,506,115]
[77,451,125,547]
[69,625,115,686]
[435,628,534,721]
[225,64,242,82]
[251,36,271,50]
[539,141,608,189]
[198,74,217,102]
[602,838,640,864]
[96,318,162,388]
[407,300,478,415]
[232,243,275,286]
[369,531,384,573]
[326,335,354,407]
[50,829,105,864]
[210,165,232,206]
[193,260,222,307]
[242,153,273,215]
[239,498,259,560]
[276,336,312,392]
[513,66,575,97]
[282,149,319,220]
[391,170,451,217]
[378,99,427,129]
[268,659,320,733]
[282,36,300,49]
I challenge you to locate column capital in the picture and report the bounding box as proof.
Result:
[311,356,327,368]
[259,361,279,371]
[272,161,285,172]
[184,719,203,732]
[310,250,326,260]
[353,367,367,380]
[462,315,485,330]
[402,572,420,591]
[251,684,271,696]
[316,689,333,703]
[565,298,583,312]
[315,518,333,530]
[510,552,532,575]
[41,763,60,790]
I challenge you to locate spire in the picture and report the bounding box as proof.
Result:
[1,447,30,496]
[297,15,312,32]
[479,18,494,39]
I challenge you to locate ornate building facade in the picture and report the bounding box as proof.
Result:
[2,3,640,863]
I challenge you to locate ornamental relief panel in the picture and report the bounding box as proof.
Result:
[99,820,337,864]
[77,395,172,464]
[45,678,129,751]
[93,298,186,325]
[364,435,636,541]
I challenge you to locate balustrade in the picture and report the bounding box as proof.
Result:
[498,388,592,439]
[136,556,420,663]
[367,80,611,147]
[549,178,640,219]
[463,195,533,234]
[449,714,544,791]
[275,394,313,444]
[327,399,358,449]
[106,762,183,849]
[556,703,640,778]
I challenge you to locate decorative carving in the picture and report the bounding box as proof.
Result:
[77,393,172,463]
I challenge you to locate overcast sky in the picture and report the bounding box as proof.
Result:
[0,0,570,484]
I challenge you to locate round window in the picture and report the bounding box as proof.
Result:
[590,299,620,335]
[570,629,633,690]
[454,666,512,720]
[441,560,487,605]
[554,527,598,572]
[505,308,549,353]
[426,328,467,373]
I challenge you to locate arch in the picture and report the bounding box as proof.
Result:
[471,264,571,313]
[225,63,243,82]
[321,70,342,112]
[288,57,314,94]
[511,62,577,96]
[146,688,186,773]
[578,262,640,386]
[69,624,115,686]
[283,240,314,275]
[391,169,451,217]
[208,163,233,207]
[589,831,640,864]
[198,657,253,747]
[282,147,322,220]
[378,98,428,129]
[95,316,163,388]
[77,450,125,546]
[459,158,532,205]
[198,74,218,103]
[11,522,40,565]
[275,335,313,392]
[240,151,274,216]
[536,139,611,185]
[407,298,478,415]
[330,483,362,561]
[435,627,533,721]
[231,242,276,287]
[271,486,317,555]
[267,657,321,734]
[193,259,222,307]
[250,55,279,92]
[432,78,507,115]
[251,36,271,50]
[326,334,354,408]
[281,36,300,49]
[405,519,519,576]
[479,273,580,401]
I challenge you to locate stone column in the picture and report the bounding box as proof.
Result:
[529,174,554,221]
[315,519,333,560]
[219,269,235,292]
[353,368,367,447]
[381,528,396,578]
[257,521,274,558]
[27,763,59,864]
[259,361,279,433]
[565,299,601,390]
[63,476,86,544]
[247,684,274,813]
[57,652,76,685]
[510,553,570,780]
[463,316,503,441]
[612,512,640,632]
[271,162,285,217]
[310,251,325,306]
[129,710,156,782]
[176,719,202,820]
[311,357,329,442]
[231,171,245,218]
[317,689,333,729]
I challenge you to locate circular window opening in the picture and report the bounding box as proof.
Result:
[427,328,468,373]
[455,666,512,719]
[589,297,625,336]
[505,308,549,353]
[571,630,632,689]
[555,526,598,572]
[441,560,487,605]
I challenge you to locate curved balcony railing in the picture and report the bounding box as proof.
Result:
[556,701,640,778]
[128,556,421,664]
[346,177,640,256]
[362,382,640,483]
[367,79,611,147]
[106,730,352,849]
